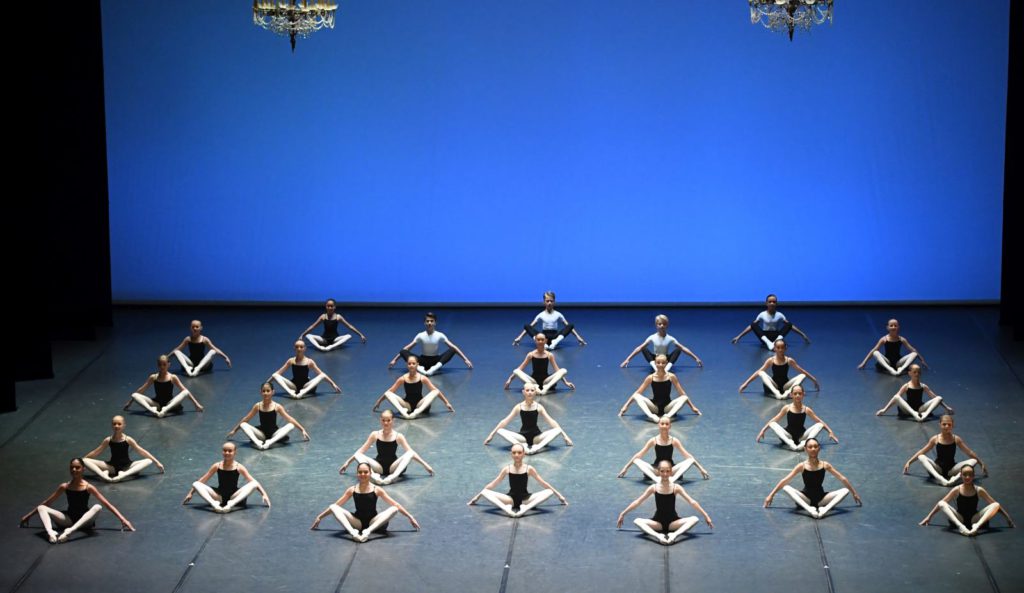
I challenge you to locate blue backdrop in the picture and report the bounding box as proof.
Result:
[102,1,1008,303]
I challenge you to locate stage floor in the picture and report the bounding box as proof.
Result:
[3,306,1023,593]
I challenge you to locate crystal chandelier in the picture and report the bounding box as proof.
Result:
[749,0,833,41]
[253,0,338,52]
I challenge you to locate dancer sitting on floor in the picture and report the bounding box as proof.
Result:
[739,339,820,399]
[468,444,568,518]
[312,462,420,542]
[618,416,709,482]
[168,319,232,376]
[756,385,837,451]
[732,293,811,350]
[339,410,435,485]
[920,466,1014,536]
[621,314,703,372]
[122,355,203,417]
[857,318,928,375]
[764,438,861,519]
[617,460,714,545]
[300,298,366,351]
[875,364,953,421]
[20,458,134,543]
[373,356,454,419]
[183,443,270,513]
[227,382,311,450]
[485,383,572,455]
[512,291,587,350]
[504,334,574,395]
[904,415,987,486]
[388,311,473,376]
[83,415,164,482]
[618,354,701,421]
[271,340,342,399]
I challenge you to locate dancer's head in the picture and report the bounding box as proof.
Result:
[765,294,778,312]
[887,319,900,334]
[534,333,548,350]
[791,384,805,403]
[260,382,274,401]
[380,410,394,429]
[424,312,437,329]
[190,320,203,335]
[655,315,669,331]
[157,354,170,371]
[522,383,539,401]
[939,415,954,434]
[654,354,669,372]
[960,465,975,484]
[69,457,85,477]
[406,355,419,372]
[773,338,787,355]
[656,460,673,479]
[543,291,556,310]
[325,299,336,312]
[356,462,372,483]
[511,443,526,462]
[111,415,125,433]
[294,340,306,355]
[221,442,237,462]
[804,438,820,458]
[908,364,922,379]
[658,415,672,433]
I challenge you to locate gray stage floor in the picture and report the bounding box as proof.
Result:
[3,306,1023,593]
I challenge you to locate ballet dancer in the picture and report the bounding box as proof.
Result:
[756,385,837,451]
[122,355,203,417]
[504,333,574,395]
[82,415,164,481]
[372,356,454,419]
[621,315,703,372]
[183,443,270,513]
[512,291,587,350]
[339,410,435,484]
[300,298,366,351]
[764,439,861,519]
[227,382,311,450]
[618,354,701,421]
[739,339,820,399]
[617,460,713,545]
[311,462,420,542]
[271,340,342,398]
[732,294,811,350]
[20,458,134,543]
[169,319,232,376]
[875,364,953,421]
[388,311,473,375]
[904,415,987,486]
[920,466,1014,536]
[618,416,709,482]
[468,444,568,517]
[857,318,927,375]
[485,383,572,455]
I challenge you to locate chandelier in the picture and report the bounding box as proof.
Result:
[253,0,338,52]
[749,0,833,41]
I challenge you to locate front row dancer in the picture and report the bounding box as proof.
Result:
[169,319,232,376]
[183,443,270,513]
[339,410,435,484]
[618,416,709,482]
[83,415,165,481]
[20,458,135,543]
[312,462,420,543]
[468,444,567,518]
[512,291,587,350]
[904,415,987,486]
[618,354,701,421]
[485,383,572,455]
[875,364,952,421]
[756,385,837,451]
[621,314,703,372]
[505,333,574,395]
[919,466,1014,536]
[227,383,311,450]
[373,356,454,419]
[272,340,342,399]
[388,311,473,376]
[123,355,204,417]
[764,439,861,519]
[739,339,819,399]
[617,460,713,545]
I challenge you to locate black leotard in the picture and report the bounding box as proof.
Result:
[322,317,340,342]
[108,439,131,472]
[352,489,379,530]
[899,386,924,418]
[651,490,680,532]
[258,408,287,442]
[507,467,529,509]
[650,379,672,415]
[291,365,310,390]
[935,442,957,476]
[764,361,789,394]
[153,380,174,407]
[530,356,549,385]
[64,488,91,522]
[956,490,979,521]
[375,435,399,474]
[216,467,243,506]
[654,440,674,465]
[188,341,207,366]
[519,408,541,445]
[882,340,902,367]
[785,411,807,441]
[801,467,826,506]
[403,380,424,409]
